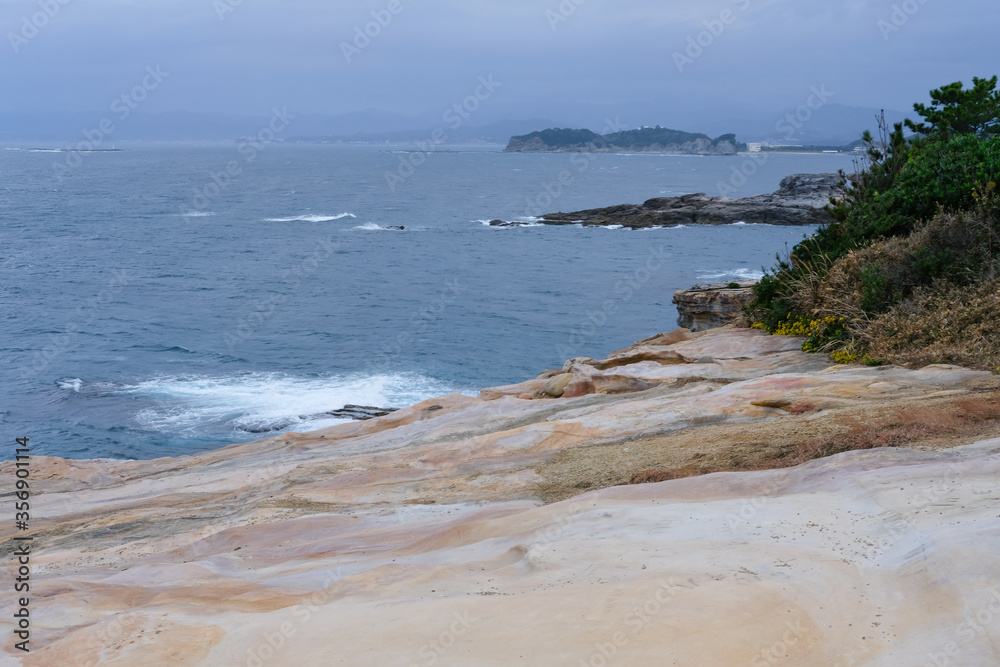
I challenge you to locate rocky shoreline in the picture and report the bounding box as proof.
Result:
[5,326,1000,664]
[490,173,845,229]
[672,280,757,331]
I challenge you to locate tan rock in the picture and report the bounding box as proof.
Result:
[673,281,757,331]
[538,372,574,398]
[5,328,1000,666]
[480,379,548,400]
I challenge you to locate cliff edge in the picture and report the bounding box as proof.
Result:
[4,328,1000,665]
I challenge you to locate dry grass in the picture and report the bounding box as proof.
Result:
[535,388,1000,501]
[628,466,702,485]
[778,394,1000,467]
[863,277,1000,371]
[766,211,1000,370]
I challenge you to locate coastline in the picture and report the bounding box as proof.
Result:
[5,326,1000,664]
[492,172,845,229]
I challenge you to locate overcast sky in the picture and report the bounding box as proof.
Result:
[2,0,996,121]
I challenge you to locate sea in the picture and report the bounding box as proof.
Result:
[0,143,856,460]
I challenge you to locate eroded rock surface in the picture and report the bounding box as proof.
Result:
[537,173,844,228]
[3,328,1000,666]
[673,280,757,331]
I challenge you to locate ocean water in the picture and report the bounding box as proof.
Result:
[0,143,856,459]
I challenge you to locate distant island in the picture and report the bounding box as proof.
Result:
[503,126,743,155]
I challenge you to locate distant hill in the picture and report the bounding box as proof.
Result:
[287,119,563,145]
[692,104,910,146]
[504,126,742,155]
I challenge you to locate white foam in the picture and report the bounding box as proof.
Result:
[58,378,83,392]
[177,211,216,218]
[352,223,410,231]
[696,268,764,281]
[480,218,543,228]
[121,372,455,437]
[265,213,356,223]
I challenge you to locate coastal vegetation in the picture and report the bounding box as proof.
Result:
[504,125,742,153]
[747,76,1000,371]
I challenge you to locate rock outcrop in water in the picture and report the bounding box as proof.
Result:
[4,328,1000,665]
[673,280,757,331]
[529,173,844,228]
[503,127,740,155]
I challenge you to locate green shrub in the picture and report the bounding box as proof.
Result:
[746,77,1000,368]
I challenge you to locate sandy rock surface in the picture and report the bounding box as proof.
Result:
[2,328,999,666]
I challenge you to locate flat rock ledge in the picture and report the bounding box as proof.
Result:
[673,280,757,331]
[490,173,844,228]
[4,328,1000,666]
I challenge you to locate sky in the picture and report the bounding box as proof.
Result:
[1,0,997,127]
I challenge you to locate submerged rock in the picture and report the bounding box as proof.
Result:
[317,404,398,420]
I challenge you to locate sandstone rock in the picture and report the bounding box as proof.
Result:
[560,364,658,398]
[562,356,600,371]
[7,328,1000,666]
[592,345,686,370]
[480,378,549,400]
[673,281,757,331]
[539,372,574,398]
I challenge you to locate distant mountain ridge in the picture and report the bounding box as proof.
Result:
[504,126,742,155]
[0,103,908,146]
